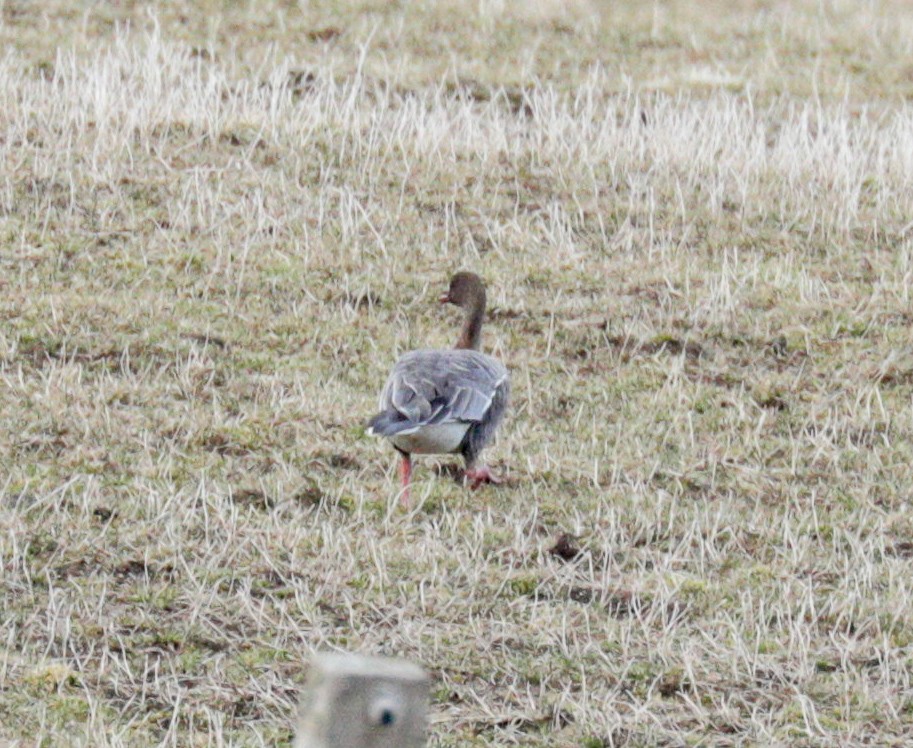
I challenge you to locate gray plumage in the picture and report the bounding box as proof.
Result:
[367,349,509,466]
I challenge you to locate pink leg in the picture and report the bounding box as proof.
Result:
[464,465,502,490]
[399,453,412,506]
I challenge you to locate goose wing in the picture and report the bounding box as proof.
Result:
[368,349,508,436]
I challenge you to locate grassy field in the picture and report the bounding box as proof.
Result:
[2,0,913,745]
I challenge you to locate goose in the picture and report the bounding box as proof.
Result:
[366,272,510,505]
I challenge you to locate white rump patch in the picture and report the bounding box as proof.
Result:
[391,422,470,455]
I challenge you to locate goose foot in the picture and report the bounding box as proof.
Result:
[464,465,502,490]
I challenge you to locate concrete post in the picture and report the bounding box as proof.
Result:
[294,653,429,748]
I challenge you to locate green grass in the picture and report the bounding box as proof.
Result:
[1,0,913,745]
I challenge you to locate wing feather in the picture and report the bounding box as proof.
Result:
[374,349,508,432]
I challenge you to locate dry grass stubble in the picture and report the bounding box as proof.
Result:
[1,8,913,747]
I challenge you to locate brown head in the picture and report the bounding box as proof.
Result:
[439,272,487,350]
[439,272,486,308]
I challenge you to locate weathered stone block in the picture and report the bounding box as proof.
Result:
[294,653,429,748]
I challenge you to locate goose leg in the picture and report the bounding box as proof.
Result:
[464,465,502,490]
[399,452,413,505]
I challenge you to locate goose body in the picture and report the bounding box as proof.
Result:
[367,273,510,503]
[367,349,509,455]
